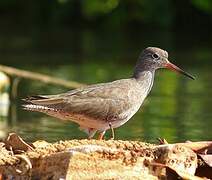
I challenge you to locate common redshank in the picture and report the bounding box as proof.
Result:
[23,47,194,140]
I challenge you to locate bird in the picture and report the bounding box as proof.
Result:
[23,47,195,140]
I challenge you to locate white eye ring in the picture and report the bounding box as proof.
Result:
[152,53,160,59]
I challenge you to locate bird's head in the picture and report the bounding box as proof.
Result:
[134,47,195,80]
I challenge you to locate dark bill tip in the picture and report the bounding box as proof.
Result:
[165,62,195,80]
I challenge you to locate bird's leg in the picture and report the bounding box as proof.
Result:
[109,123,115,140]
[97,131,105,140]
[87,128,97,139]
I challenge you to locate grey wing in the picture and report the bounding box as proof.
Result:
[64,80,134,121]
[24,80,132,121]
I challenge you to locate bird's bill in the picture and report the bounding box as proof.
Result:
[164,61,195,80]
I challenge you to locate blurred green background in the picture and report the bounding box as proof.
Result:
[0,0,211,143]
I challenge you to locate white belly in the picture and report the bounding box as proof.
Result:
[111,102,142,129]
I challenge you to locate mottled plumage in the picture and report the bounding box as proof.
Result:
[23,47,194,139]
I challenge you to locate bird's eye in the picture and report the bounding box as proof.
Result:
[152,53,160,59]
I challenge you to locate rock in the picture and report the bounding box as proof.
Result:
[0,134,204,180]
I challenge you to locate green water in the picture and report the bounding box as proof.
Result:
[0,27,211,143]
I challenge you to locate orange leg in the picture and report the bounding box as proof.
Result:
[87,128,97,139]
[97,131,105,140]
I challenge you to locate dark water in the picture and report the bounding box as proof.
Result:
[0,27,211,143]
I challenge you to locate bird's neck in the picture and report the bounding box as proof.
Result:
[132,59,156,78]
[133,67,155,80]
[132,69,155,94]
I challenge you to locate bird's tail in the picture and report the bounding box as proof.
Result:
[22,104,53,112]
[22,95,63,113]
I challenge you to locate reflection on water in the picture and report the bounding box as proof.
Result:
[0,27,212,143]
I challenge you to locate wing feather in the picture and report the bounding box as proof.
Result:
[23,79,135,121]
